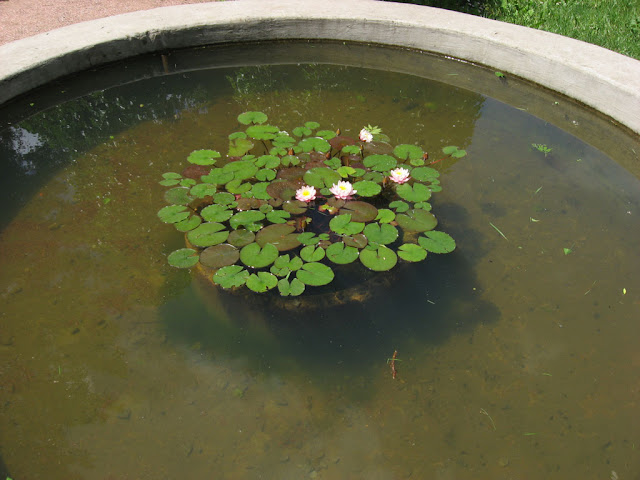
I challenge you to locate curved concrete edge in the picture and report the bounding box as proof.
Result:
[1,0,639,135]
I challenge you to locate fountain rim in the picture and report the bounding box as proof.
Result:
[1,0,639,136]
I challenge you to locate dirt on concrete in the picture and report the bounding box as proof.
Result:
[0,0,223,45]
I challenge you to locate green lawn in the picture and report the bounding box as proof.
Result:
[388,0,640,60]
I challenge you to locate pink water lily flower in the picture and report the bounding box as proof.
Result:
[295,185,317,202]
[389,167,411,184]
[359,128,373,143]
[330,181,357,200]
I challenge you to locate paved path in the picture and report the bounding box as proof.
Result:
[0,0,220,45]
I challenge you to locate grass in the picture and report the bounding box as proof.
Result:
[387,0,640,60]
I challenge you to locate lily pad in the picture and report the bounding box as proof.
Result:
[343,234,368,249]
[300,245,325,262]
[352,180,382,197]
[167,248,199,268]
[282,200,308,215]
[389,200,409,213]
[397,243,427,262]
[225,179,252,195]
[396,209,438,232]
[266,210,291,224]
[199,244,240,268]
[298,137,331,154]
[164,187,193,205]
[237,111,268,125]
[393,144,423,161]
[418,231,456,253]
[326,242,360,265]
[160,172,182,186]
[359,245,398,271]
[396,182,432,203]
[256,155,280,169]
[297,232,320,245]
[187,222,229,247]
[363,154,397,172]
[256,224,301,251]
[158,205,190,224]
[363,223,398,245]
[202,169,234,185]
[410,166,440,182]
[190,183,217,198]
[330,214,365,235]
[228,137,254,156]
[240,242,279,268]
[174,215,202,232]
[213,265,249,289]
[443,145,467,158]
[187,149,220,166]
[229,210,266,230]
[227,229,255,248]
[339,201,378,222]
[266,180,297,201]
[375,209,395,223]
[293,126,312,137]
[316,130,337,140]
[303,167,342,189]
[246,272,278,293]
[246,124,279,140]
[277,277,305,296]
[296,262,334,286]
[213,192,237,206]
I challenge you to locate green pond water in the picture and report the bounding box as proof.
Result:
[0,43,639,480]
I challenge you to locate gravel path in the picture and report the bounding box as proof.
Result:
[0,0,222,45]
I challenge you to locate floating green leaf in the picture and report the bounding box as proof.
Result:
[256,168,277,181]
[300,245,325,262]
[397,243,427,262]
[296,262,334,286]
[230,210,266,230]
[343,234,368,249]
[266,210,291,224]
[316,129,336,140]
[418,231,456,253]
[443,145,467,158]
[190,183,217,198]
[256,224,301,251]
[389,200,409,213]
[363,223,398,245]
[199,244,240,269]
[225,178,252,194]
[330,214,365,235]
[410,166,440,182]
[158,205,190,224]
[282,200,308,215]
[174,215,202,232]
[292,126,312,137]
[255,155,280,169]
[339,201,378,222]
[167,248,199,268]
[305,121,320,130]
[201,204,233,223]
[303,167,342,189]
[396,182,432,203]
[342,145,361,155]
[188,149,220,166]
[240,242,279,268]
[297,137,331,153]
[326,242,360,265]
[246,272,278,292]
[187,222,229,247]
[228,137,254,156]
[160,172,182,186]
[363,154,397,172]
[396,209,438,233]
[227,229,255,247]
[164,187,193,205]
[393,144,423,161]
[352,180,382,197]
[375,209,395,223]
[246,124,279,140]
[337,166,357,178]
[213,265,249,288]
[202,169,234,185]
[214,192,237,206]
[237,111,268,125]
[297,232,320,245]
[360,245,398,271]
[278,277,305,296]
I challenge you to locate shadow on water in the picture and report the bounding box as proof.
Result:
[160,216,499,383]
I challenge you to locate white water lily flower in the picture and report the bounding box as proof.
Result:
[359,128,373,143]
[330,181,357,200]
[389,167,411,184]
[295,185,317,202]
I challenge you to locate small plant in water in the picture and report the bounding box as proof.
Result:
[158,112,457,297]
[532,143,552,157]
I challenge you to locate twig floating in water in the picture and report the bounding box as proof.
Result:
[489,222,509,241]
[388,350,398,379]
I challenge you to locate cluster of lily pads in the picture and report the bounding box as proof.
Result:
[158,111,461,296]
